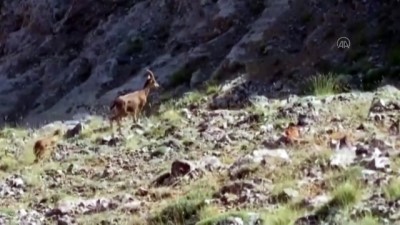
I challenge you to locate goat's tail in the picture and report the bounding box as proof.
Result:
[110,98,125,111]
[109,99,125,131]
[110,101,117,111]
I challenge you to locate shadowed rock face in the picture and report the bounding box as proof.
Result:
[0,0,399,126]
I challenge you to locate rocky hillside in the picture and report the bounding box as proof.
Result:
[1,81,400,224]
[1,0,400,126]
[2,0,400,225]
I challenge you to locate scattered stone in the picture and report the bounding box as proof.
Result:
[270,188,299,204]
[213,180,267,206]
[199,156,223,171]
[366,156,391,171]
[330,147,356,168]
[96,136,121,146]
[46,196,128,217]
[171,159,197,177]
[228,148,290,179]
[18,209,44,225]
[306,194,331,209]
[64,123,84,138]
[0,175,26,198]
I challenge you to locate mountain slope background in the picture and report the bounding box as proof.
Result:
[0,0,400,127]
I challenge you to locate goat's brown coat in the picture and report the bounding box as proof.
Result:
[33,129,63,163]
[283,122,301,144]
[109,69,160,135]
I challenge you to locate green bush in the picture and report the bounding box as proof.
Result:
[303,72,343,96]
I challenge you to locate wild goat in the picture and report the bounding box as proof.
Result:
[33,129,63,163]
[283,122,300,144]
[109,69,160,135]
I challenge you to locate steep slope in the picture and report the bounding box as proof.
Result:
[0,0,400,127]
[0,0,270,126]
[1,83,400,224]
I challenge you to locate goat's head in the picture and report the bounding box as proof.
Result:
[144,69,160,89]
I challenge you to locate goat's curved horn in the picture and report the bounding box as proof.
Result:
[146,68,155,78]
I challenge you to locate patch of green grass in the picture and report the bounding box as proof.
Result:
[19,145,36,165]
[0,155,19,172]
[159,91,205,110]
[315,180,361,221]
[76,128,94,140]
[180,91,204,106]
[331,181,361,208]
[271,180,297,196]
[147,125,168,139]
[158,99,176,114]
[159,108,184,124]
[148,196,206,225]
[74,116,108,141]
[184,176,219,200]
[124,136,141,151]
[349,215,380,225]
[0,126,29,139]
[261,205,300,225]
[383,178,400,201]
[148,177,218,225]
[0,207,16,217]
[196,211,255,225]
[325,166,362,190]
[197,205,222,222]
[131,215,148,225]
[20,166,43,188]
[245,103,269,124]
[151,146,170,158]
[304,72,343,96]
[204,83,220,96]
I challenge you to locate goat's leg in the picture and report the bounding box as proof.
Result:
[47,151,53,163]
[36,149,44,163]
[49,145,57,162]
[33,153,41,164]
[138,105,146,123]
[116,117,123,136]
[110,116,116,137]
[135,110,140,124]
[139,101,147,122]
[136,109,142,124]
[130,112,136,124]
[132,109,138,124]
